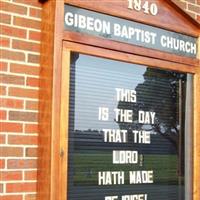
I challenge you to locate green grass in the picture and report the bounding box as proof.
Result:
[71,152,181,186]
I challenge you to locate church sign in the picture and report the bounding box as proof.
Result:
[38,1,200,200]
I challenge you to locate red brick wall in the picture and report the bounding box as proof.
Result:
[0,0,41,199]
[0,1,199,200]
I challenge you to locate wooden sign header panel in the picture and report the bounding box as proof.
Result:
[64,4,197,58]
[65,0,200,37]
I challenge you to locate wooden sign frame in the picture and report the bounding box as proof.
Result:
[38,0,200,200]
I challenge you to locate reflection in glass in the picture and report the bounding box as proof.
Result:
[68,53,188,200]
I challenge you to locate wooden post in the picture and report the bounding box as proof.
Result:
[193,37,200,200]
[59,49,71,200]
[38,0,64,200]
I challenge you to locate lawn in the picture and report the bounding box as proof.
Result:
[71,151,180,186]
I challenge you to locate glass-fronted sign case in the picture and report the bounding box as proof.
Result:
[67,53,191,200]
[38,1,200,200]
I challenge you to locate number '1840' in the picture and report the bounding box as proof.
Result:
[127,0,158,16]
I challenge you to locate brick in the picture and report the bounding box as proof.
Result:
[24,170,37,180]
[0,171,22,181]
[0,62,8,71]
[0,122,23,132]
[28,54,40,64]
[26,147,38,157]
[9,111,38,122]
[0,110,7,120]
[25,194,36,200]
[10,63,40,76]
[29,31,41,41]
[6,182,37,193]
[0,37,10,47]
[0,49,25,61]
[14,16,41,30]
[0,25,27,39]
[0,147,23,157]
[188,3,200,13]
[0,74,25,85]
[0,1,27,15]
[30,8,42,18]
[24,124,38,133]
[0,13,11,24]
[1,195,23,200]
[13,0,42,7]
[0,183,3,193]
[12,40,40,52]
[0,134,6,144]
[8,135,38,145]
[26,101,38,110]
[27,77,39,87]
[0,111,6,122]
[0,159,5,169]
[187,0,196,4]
[0,86,7,95]
[0,98,24,109]
[7,159,37,169]
[9,87,39,99]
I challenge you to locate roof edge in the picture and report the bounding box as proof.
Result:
[169,0,200,29]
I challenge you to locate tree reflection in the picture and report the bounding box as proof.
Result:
[117,67,186,180]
